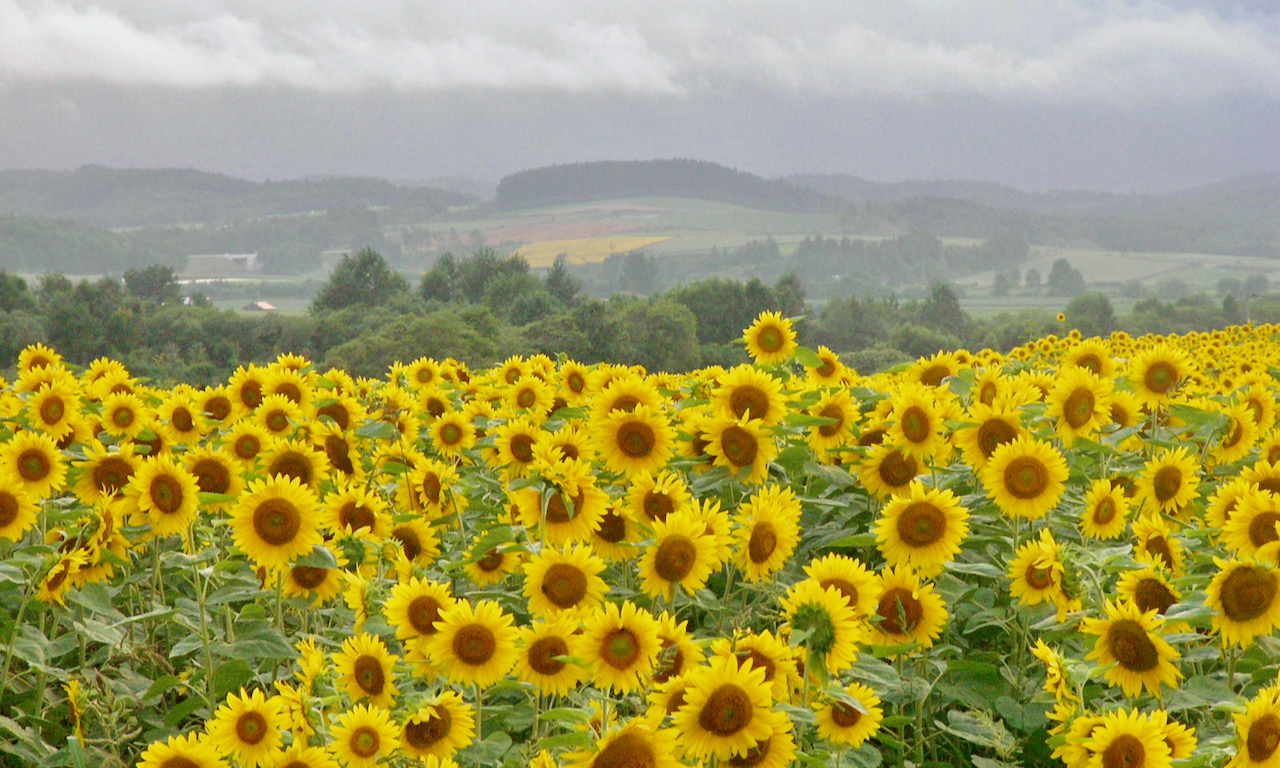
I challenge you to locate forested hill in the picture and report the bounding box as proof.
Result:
[0,166,477,228]
[492,159,845,213]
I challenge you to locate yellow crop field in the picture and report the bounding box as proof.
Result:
[514,235,670,266]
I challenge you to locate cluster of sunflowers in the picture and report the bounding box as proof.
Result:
[4,311,1280,768]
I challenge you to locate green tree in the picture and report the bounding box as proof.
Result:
[1045,259,1086,297]
[545,254,582,306]
[610,297,701,372]
[123,264,181,304]
[0,271,37,313]
[1064,292,1116,338]
[311,248,409,312]
[419,252,459,303]
[917,283,968,337]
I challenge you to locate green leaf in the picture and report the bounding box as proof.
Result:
[140,674,183,704]
[354,420,400,440]
[539,707,591,723]
[198,492,240,505]
[946,561,1005,579]
[794,346,825,368]
[938,710,1015,753]
[215,624,295,660]
[293,545,339,570]
[824,533,879,549]
[213,659,256,702]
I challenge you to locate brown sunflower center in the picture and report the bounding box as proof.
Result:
[275,382,303,404]
[899,405,931,444]
[654,535,697,583]
[728,736,772,768]
[1249,511,1280,548]
[339,502,376,533]
[541,563,588,608]
[1220,566,1278,623]
[476,548,504,572]
[190,457,231,495]
[393,527,423,561]
[233,434,262,460]
[439,423,463,446]
[149,474,186,515]
[1143,361,1179,396]
[817,404,846,438]
[617,421,657,459]
[859,427,887,446]
[1026,563,1056,590]
[234,711,268,745]
[238,382,264,410]
[452,624,497,666]
[408,596,444,635]
[976,419,1018,459]
[1101,734,1145,768]
[290,565,328,590]
[268,451,313,486]
[654,640,685,683]
[698,684,753,736]
[1063,388,1096,429]
[516,386,538,409]
[1092,497,1117,525]
[897,501,946,547]
[820,578,859,607]
[735,649,776,681]
[316,402,350,429]
[252,498,302,546]
[918,364,950,387]
[830,702,864,728]
[601,628,641,670]
[92,456,134,495]
[349,726,380,758]
[262,409,290,434]
[1076,354,1103,375]
[39,396,65,425]
[527,635,569,676]
[509,434,536,464]
[642,491,674,522]
[0,492,18,528]
[1144,535,1176,571]
[1248,713,1280,763]
[353,654,385,695]
[877,586,923,635]
[815,357,837,378]
[1107,619,1159,672]
[1133,578,1177,615]
[17,449,50,483]
[545,489,588,524]
[172,407,195,433]
[1003,456,1049,499]
[597,510,627,543]
[729,385,771,421]
[748,523,778,564]
[158,759,200,768]
[111,406,135,429]
[204,395,233,421]
[1152,466,1183,503]
[720,426,759,468]
[595,731,655,768]
[878,450,918,487]
[404,706,451,749]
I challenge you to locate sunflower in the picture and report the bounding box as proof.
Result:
[1081,599,1182,698]
[1214,401,1260,466]
[886,383,949,460]
[522,543,610,618]
[543,423,596,464]
[869,565,948,652]
[99,391,150,439]
[280,561,344,605]
[184,446,246,510]
[1,429,67,500]
[781,579,862,676]
[1008,528,1067,609]
[126,455,201,538]
[206,688,285,768]
[0,478,39,542]
[400,691,475,761]
[564,717,682,768]
[703,413,778,486]
[557,360,594,406]
[334,633,399,708]
[1242,383,1280,436]
[425,599,519,688]
[732,484,802,583]
[591,404,676,478]
[515,617,587,696]
[225,421,272,469]
[265,364,316,411]
[626,469,691,524]
[1128,343,1191,409]
[980,436,1069,520]
[672,653,786,762]
[1062,338,1117,380]
[1207,558,1280,648]
[575,600,662,694]
[253,393,303,438]
[590,500,642,561]
[384,577,457,653]
[329,704,401,768]
[389,518,441,567]
[137,733,228,768]
[802,554,882,620]
[857,443,921,499]
[1135,447,1200,517]
[815,681,883,747]
[806,388,858,454]
[1046,367,1113,445]
[875,481,969,577]
[320,479,391,539]
[804,345,846,387]
[1080,478,1131,540]
[262,437,330,491]
[36,550,87,605]
[908,351,961,388]
[26,378,81,443]
[1133,513,1186,576]
[1222,489,1280,561]
[18,342,63,374]
[429,411,476,458]
[1117,564,1182,620]
[1031,639,1075,703]
[1082,708,1172,768]
[155,392,208,446]
[315,392,366,432]
[639,509,721,601]
[1151,711,1197,761]
[652,610,705,684]
[228,475,323,571]
[228,364,270,419]
[462,542,523,587]
[710,365,788,426]
[273,743,339,768]
[1229,687,1280,768]
[1207,478,1258,535]
[1243,460,1280,497]
[510,459,609,547]
[506,375,555,417]
[197,385,235,424]
[492,416,544,477]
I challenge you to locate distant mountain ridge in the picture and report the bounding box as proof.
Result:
[0,166,477,228]
[493,159,845,213]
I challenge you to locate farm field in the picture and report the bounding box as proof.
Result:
[3,316,1280,768]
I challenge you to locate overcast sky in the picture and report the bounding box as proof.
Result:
[2,0,1278,191]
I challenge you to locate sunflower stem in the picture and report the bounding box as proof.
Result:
[0,584,34,698]
[1226,644,1238,692]
[474,683,484,738]
[192,523,218,712]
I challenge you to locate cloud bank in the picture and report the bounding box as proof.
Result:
[2,1,1279,103]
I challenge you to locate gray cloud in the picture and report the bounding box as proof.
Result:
[2,1,1279,103]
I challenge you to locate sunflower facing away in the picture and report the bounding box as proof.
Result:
[781,579,862,676]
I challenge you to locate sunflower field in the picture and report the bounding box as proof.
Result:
[3,313,1280,768]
